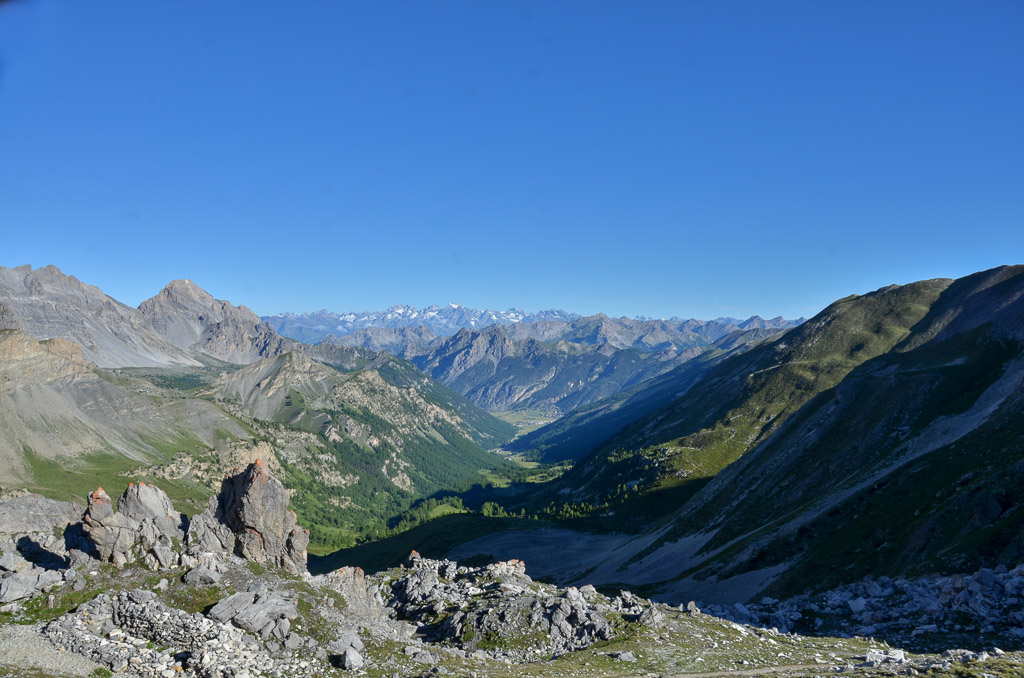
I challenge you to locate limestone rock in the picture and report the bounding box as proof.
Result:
[208,585,298,640]
[117,482,185,540]
[316,566,386,619]
[0,567,62,603]
[186,461,309,573]
[339,647,364,670]
[0,301,20,330]
[0,493,81,538]
[183,566,222,586]
[81,485,182,569]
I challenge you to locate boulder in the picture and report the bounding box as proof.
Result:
[183,566,222,586]
[208,585,298,640]
[317,566,386,619]
[339,647,364,670]
[187,461,309,573]
[0,567,62,603]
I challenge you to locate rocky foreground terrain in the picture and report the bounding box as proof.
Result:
[1,464,1022,677]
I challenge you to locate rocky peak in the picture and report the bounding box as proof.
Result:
[0,264,197,368]
[139,278,283,364]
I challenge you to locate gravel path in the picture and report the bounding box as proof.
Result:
[0,623,103,677]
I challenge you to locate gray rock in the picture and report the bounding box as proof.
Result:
[183,566,222,586]
[0,494,81,537]
[316,566,385,620]
[117,482,185,540]
[640,604,665,627]
[0,550,30,573]
[339,647,364,669]
[612,651,637,662]
[208,587,298,639]
[80,485,181,569]
[0,567,62,603]
[186,461,309,573]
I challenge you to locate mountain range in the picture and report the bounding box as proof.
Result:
[291,310,804,414]
[0,264,514,548]
[443,265,1024,603]
[263,305,582,343]
[4,260,1023,612]
[263,304,800,343]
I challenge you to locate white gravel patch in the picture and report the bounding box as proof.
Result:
[0,623,103,677]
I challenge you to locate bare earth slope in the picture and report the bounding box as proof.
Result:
[0,329,246,486]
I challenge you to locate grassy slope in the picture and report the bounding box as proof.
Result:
[540,278,950,527]
[653,266,1024,595]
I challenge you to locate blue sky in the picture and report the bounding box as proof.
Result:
[1,1,1021,319]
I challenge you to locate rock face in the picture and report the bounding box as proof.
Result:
[81,484,183,570]
[138,279,289,365]
[0,301,20,330]
[318,566,387,620]
[0,493,82,537]
[187,461,309,574]
[0,494,83,605]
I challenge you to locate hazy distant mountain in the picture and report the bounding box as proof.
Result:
[263,305,581,343]
[332,314,802,413]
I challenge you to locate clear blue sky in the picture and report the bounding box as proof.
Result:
[1,1,1021,319]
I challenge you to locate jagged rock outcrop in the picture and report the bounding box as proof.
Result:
[386,555,615,659]
[81,484,182,570]
[186,461,309,574]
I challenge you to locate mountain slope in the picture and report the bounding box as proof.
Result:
[482,266,1024,603]
[655,265,1024,595]
[0,265,198,367]
[0,328,247,491]
[211,350,515,546]
[549,276,950,521]
[409,325,698,413]
[505,328,782,463]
